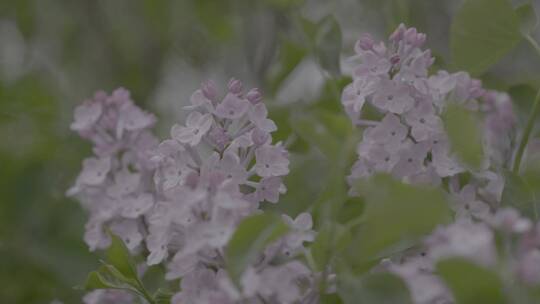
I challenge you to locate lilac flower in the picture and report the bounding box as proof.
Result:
[106,170,140,198]
[70,80,316,304]
[218,152,248,184]
[342,23,515,192]
[354,50,392,77]
[404,102,442,141]
[171,269,232,304]
[171,111,213,146]
[68,88,158,252]
[448,184,491,221]
[391,141,429,179]
[427,221,497,267]
[364,145,399,173]
[83,290,134,304]
[139,79,313,303]
[188,89,214,112]
[431,147,465,178]
[517,249,540,285]
[341,76,378,114]
[341,26,530,303]
[282,213,316,253]
[252,261,312,303]
[118,104,155,133]
[482,91,516,166]
[71,100,102,131]
[248,176,284,203]
[366,114,408,150]
[387,255,451,304]
[109,219,144,250]
[215,92,250,119]
[74,157,111,187]
[248,103,277,132]
[246,88,263,104]
[489,208,531,234]
[255,145,290,177]
[372,79,415,114]
[120,193,154,219]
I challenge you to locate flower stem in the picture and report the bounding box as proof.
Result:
[512,87,540,174]
[525,34,540,59]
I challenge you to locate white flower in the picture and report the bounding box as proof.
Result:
[171,111,213,146]
[255,145,290,177]
[248,103,277,132]
[215,93,250,119]
[77,157,111,186]
[71,100,102,131]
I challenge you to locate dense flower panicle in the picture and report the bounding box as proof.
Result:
[69,80,316,303]
[344,24,530,304]
[154,83,318,303]
[145,79,312,303]
[342,24,516,215]
[146,79,290,266]
[384,208,535,304]
[68,88,158,251]
[149,80,316,303]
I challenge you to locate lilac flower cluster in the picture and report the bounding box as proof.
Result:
[69,22,537,304]
[343,24,516,217]
[146,79,315,303]
[381,207,536,304]
[70,81,316,304]
[343,25,533,304]
[68,88,158,251]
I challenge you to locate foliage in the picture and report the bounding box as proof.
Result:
[3,0,540,303]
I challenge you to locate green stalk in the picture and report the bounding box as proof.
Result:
[525,34,540,58]
[512,87,540,174]
[512,34,540,174]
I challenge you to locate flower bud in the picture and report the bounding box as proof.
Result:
[246,88,263,104]
[228,78,243,95]
[202,80,218,101]
[355,33,374,52]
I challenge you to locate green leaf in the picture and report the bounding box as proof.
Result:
[320,293,344,304]
[268,40,308,94]
[311,166,349,223]
[82,265,135,291]
[225,213,289,283]
[194,1,233,41]
[268,104,310,153]
[443,104,484,169]
[450,0,521,76]
[313,76,353,113]
[501,170,539,217]
[263,153,327,216]
[106,232,138,281]
[310,222,352,272]
[154,288,174,304]
[83,271,116,290]
[337,272,413,304]
[437,258,506,304]
[348,174,450,266]
[516,4,538,35]
[290,109,354,160]
[337,197,365,226]
[508,84,537,116]
[300,17,318,44]
[314,16,342,76]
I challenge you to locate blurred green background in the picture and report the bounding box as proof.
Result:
[1,0,539,303]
